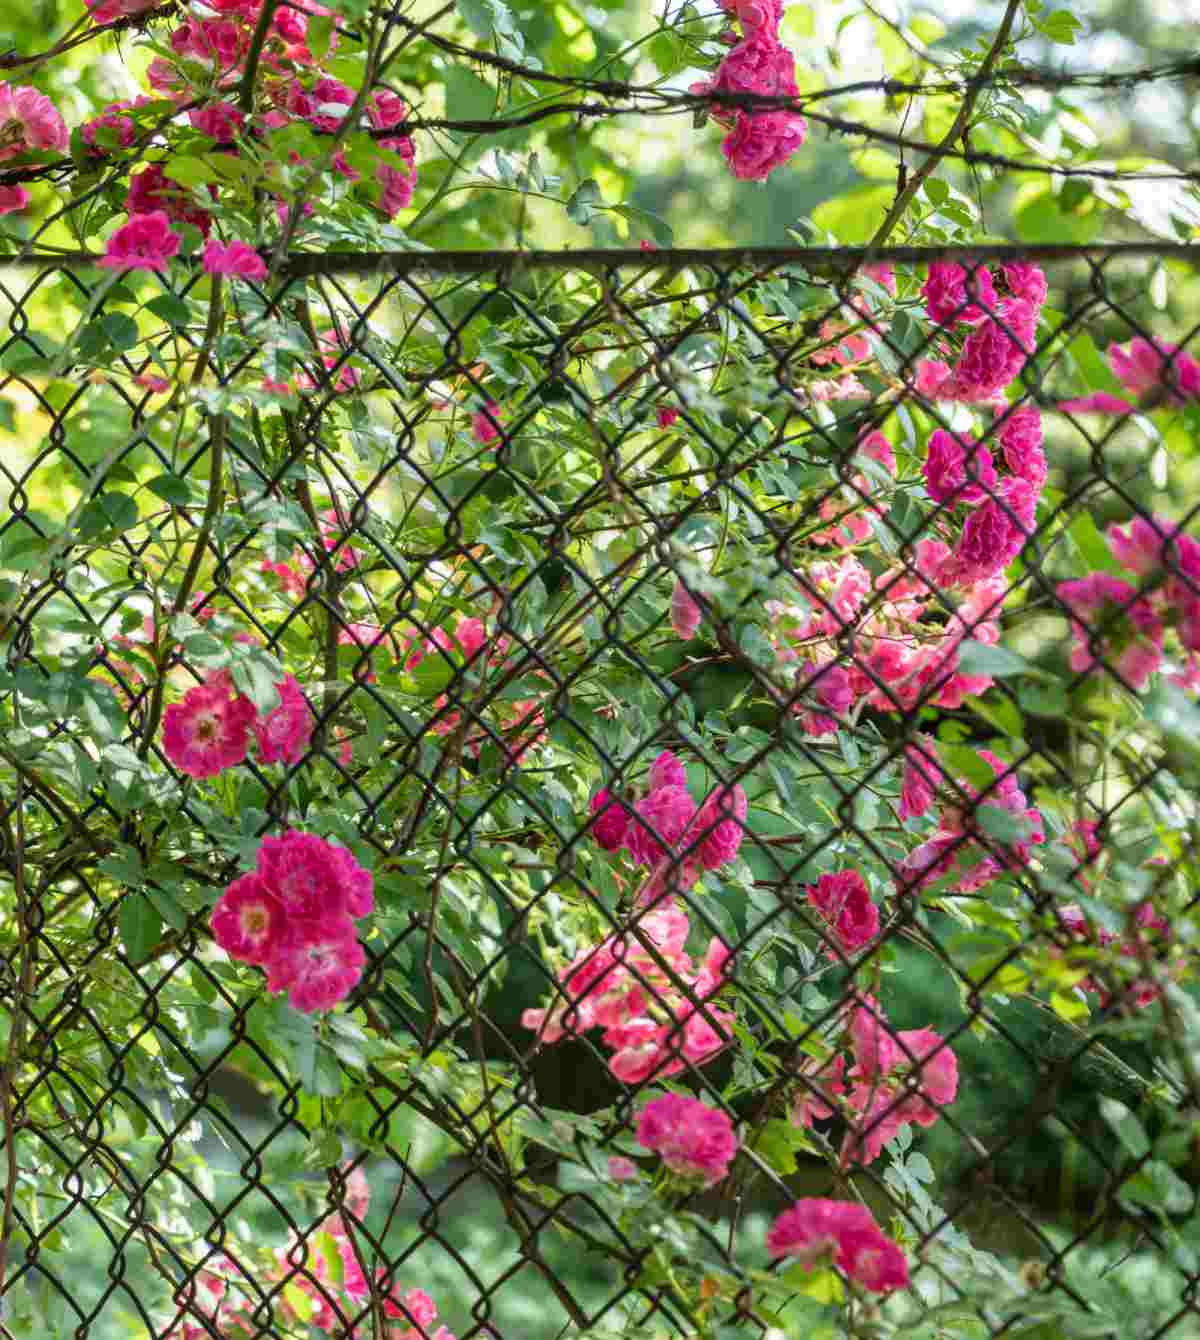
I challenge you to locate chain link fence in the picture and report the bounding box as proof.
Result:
[0,240,1197,1339]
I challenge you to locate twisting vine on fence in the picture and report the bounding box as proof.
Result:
[0,0,1198,1338]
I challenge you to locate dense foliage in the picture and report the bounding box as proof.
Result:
[0,1,1198,1338]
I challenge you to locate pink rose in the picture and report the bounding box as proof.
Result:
[202,238,268,281]
[162,669,255,777]
[636,1093,738,1184]
[99,210,182,274]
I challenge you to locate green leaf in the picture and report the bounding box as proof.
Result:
[302,1041,345,1097]
[442,66,495,131]
[1145,683,1200,770]
[1119,1160,1194,1217]
[147,294,191,327]
[753,1119,801,1175]
[924,178,950,206]
[779,1263,843,1303]
[307,13,335,60]
[565,178,603,226]
[163,154,220,187]
[1015,187,1102,244]
[229,652,282,715]
[940,744,998,791]
[811,184,895,244]
[100,313,139,352]
[118,892,162,965]
[1017,681,1069,718]
[77,492,140,540]
[146,474,193,507]
[456,0,493,38]
[955,639,1030,678]
[1067,510,1122,576]
[610,203,673,247]
[0,532,53,572]
[79,679,125,743]
[1033,9,1083,43]
[975,804,1033,846]
[1099,1097,1150,1160]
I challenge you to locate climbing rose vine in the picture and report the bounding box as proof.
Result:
[0,1,1197,1337]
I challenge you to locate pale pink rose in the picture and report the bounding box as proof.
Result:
[590,787,632,850]
[1057,391,1135,414]
[922,261,998,327]
[721,109,806,180]
[255,828,370,923]
[1001,262,1047,310]
[923,428,997,507]
[1109,338,1200,405]
[767,1199,909,1293]
[898,737,940,820]
[607,1155,638,1182]
[202,238,267,281]
[189,101,244,143]
[996,403,1047,490]
[0,82,67,156]
[126,164,214,235]
[471,401,504,445]
[688,782,747,869]
[253,674,314,765]
[80,102,139,155]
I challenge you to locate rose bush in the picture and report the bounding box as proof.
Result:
[0,1,1197,1338]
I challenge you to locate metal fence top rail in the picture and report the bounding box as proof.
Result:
[0,240,1197,276]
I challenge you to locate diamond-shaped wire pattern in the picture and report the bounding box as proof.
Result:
[0,243,1198,1339]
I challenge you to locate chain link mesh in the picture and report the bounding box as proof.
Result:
[0,242,1197,1339]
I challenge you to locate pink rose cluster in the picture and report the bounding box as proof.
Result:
[165,1166,457,1339]
[693,0,805,180]
[210,829,372,1013]
[766,548,1011,724]
[915,261,1046,405]
[1056,513,1200,694]
[805,869,879,956]
[1056,893,1173,1011]
[895,743,1045,895]
[809,427,897,548]
[589,749,748,896]
[767,1198,909,1293]
[791,992,958,1167]
[914,403,1045,590]
[1060,338,1200,415]
[72,0,419,271]
[80,100,143,156]
[262,506,363,601]
[521,902,734,1084]
[162,670,314,777]
[636,1092,738,1184]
